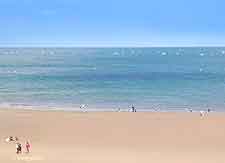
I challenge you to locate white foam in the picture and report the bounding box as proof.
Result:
[176,52,180,56]
[113,51,120,56]
[161,52,167,56]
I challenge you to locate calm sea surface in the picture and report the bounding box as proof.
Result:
[0,47,225,111]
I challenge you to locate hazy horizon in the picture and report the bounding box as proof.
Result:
[1,45,225,48]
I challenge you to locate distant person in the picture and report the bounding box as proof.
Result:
[5,136,18,143]
[5,136,12,142]
[200,111,205,117]
[207,108,211,113]
[80,104,87,112]
[131,105,136,112]
[25,141,31,153]
[16,143,22,154]
[9,136,13,141]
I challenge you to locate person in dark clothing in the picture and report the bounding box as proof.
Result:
[131,105,136,112]
[16,143,22,154]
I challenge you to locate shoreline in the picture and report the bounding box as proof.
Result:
[0,103,222,113]
[0,106,222,113]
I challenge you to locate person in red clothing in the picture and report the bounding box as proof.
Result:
[25,141,31,153]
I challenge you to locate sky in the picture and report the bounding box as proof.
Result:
[0,0,225,47]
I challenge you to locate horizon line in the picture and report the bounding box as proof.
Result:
[0,45,225,48]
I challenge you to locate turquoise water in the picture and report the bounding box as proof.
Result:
[0,47,225,111]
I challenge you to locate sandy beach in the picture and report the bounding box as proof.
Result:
[1,109,225,163]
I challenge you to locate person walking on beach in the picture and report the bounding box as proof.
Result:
[16,142,22,154]
[130,105,136,112]
[133,105,137,112]
[25,141,31,153]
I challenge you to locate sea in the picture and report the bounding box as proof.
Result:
[0,47,225,112]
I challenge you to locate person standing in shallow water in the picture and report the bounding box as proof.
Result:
[25,141,31,153]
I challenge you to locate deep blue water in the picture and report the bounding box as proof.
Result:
[0,47,225,111]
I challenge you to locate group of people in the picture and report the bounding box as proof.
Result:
[80,104,213,114]
[16,141,31,154]
[5,136,31,154]
[188,108,212,116]
[80,104,138,112]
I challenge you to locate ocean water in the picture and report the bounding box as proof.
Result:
[0,47,225,111]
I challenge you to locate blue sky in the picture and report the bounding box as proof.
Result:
[0,0,225,47]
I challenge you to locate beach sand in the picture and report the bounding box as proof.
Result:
[1,109,225,163]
